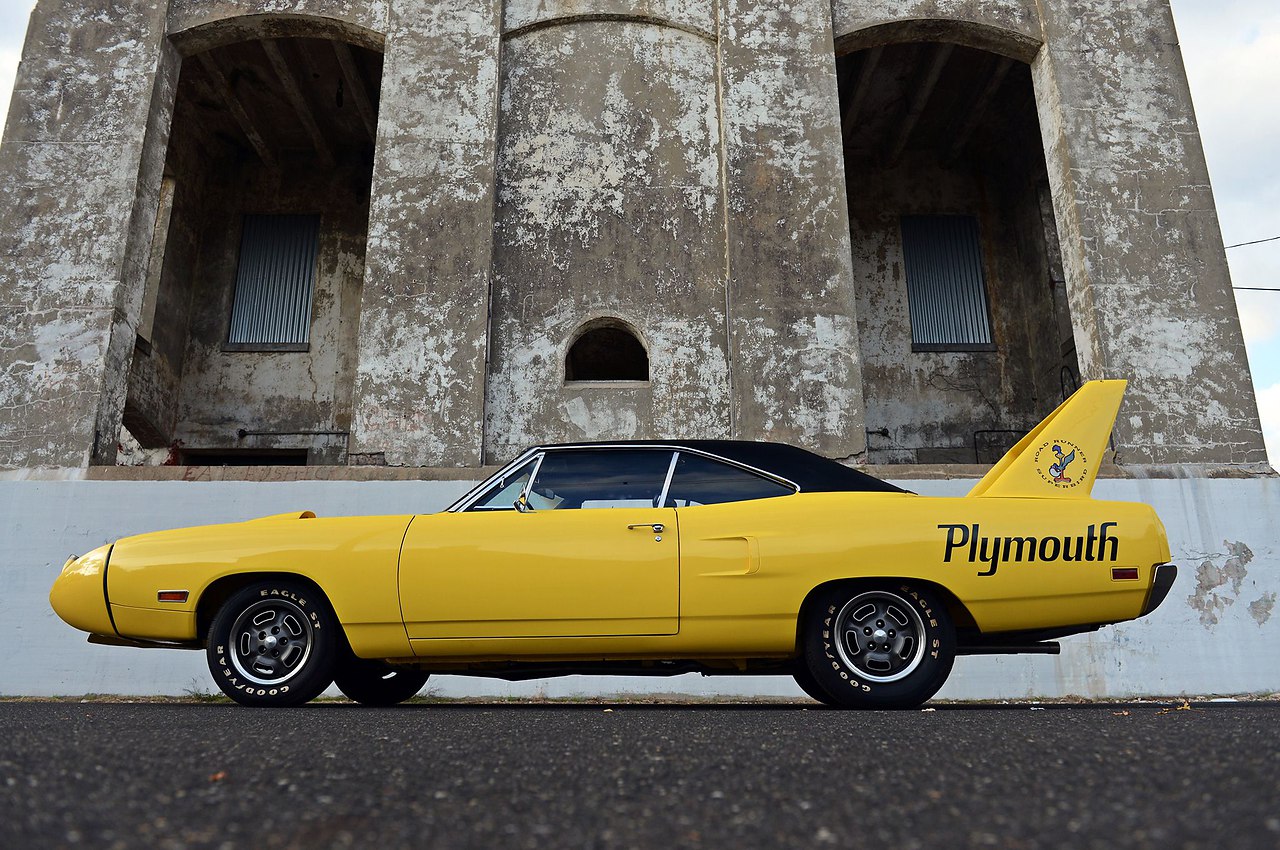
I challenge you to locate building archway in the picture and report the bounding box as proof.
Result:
[835,24,1079,464]
[122,20,384,466]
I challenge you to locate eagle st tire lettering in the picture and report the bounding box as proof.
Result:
[206,580,337,707]
[802,582,957,709]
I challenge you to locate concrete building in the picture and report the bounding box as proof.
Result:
[0,0,1267,473]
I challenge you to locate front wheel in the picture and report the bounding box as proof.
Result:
[802,582,955,709]
[792,663,838,707]
[206,580,337,707]
[334,656,430,706]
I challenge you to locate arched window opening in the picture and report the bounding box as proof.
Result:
[565,321,649,382]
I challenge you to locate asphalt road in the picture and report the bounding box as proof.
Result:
[1,700,1277,849]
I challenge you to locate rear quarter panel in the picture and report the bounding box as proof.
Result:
[676,490,1168,650]
[105,515,414,656]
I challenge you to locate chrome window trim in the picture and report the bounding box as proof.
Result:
[445,444,799,513]
[447,449,541,513]
[520,451,547,502]
[656,451,679,508]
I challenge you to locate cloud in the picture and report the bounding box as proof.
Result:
[0,3,35,137]
[1256,382,1280,466]
[1172,0,1280,278]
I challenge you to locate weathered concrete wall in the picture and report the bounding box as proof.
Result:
[0,1,170,467]
[1027,1,1264,465]
[833,1,1040,55]
[828,0,1265,465]
[484,8,729,462]
[166,0,389,48]
[2,476,1275,700]
[125,156,204,446]
[723,0,866,458]
[0,0,1266,471]
[348,0,501,467]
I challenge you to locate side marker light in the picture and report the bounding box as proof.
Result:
[157,590,190,603]
[1111,568,1139,581]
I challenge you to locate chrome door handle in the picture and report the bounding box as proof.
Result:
[627,523,664,533]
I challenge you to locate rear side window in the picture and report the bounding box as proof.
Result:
[530,449,674,509]
[663,453,794,507]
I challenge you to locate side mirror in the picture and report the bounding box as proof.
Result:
[513,495,533,513]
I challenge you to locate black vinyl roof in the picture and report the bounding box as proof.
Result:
[535,440,907,494]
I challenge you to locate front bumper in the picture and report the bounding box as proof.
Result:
[49,544,116,636]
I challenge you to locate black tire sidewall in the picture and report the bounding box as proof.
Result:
[803,581,955,709]
[792,664,839,706]
[206,580,337,707]
[333,656,429,706]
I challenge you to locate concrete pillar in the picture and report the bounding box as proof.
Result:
[349,0,503,467]
[1032,0,1266,465]
[482,2,731,463]
[721,0,866,458]
[0,1,172,468]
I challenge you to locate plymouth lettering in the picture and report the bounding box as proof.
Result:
[938,522,1118,576]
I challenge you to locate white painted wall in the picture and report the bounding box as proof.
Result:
[1,477,1275,700]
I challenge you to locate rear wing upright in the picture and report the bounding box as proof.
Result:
[967,380,1126,499]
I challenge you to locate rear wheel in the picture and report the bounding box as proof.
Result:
[802,582,955,709]
[206,580,337,707]
[334,655,430,706]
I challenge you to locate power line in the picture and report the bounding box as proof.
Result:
[1225,237,1280,292]
[1225,235,1280,249]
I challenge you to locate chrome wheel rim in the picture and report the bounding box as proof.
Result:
[834,590,926,683]
[228,598,314,686]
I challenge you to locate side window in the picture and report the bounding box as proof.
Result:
[663,453,794,507]
[529,450,674,509]
[468,456,540,511]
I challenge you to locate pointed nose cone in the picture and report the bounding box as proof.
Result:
[49,545,116,636]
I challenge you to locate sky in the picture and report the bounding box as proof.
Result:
[0,0,1275,463]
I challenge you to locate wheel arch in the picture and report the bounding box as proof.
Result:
[794,576,977,654]
[196,572,351,651]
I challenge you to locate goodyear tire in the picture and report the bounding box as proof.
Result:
[802,582,955,709]
[334,655,429,706]
[206,580,337,707]
[792,663,839,707]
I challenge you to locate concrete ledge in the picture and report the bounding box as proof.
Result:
[0,461,1272,483]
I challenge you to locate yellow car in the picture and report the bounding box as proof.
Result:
[51,380,1175,708]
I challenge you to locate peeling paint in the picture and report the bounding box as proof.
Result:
[1249,592,1275,627]
[1187,540,1254,628]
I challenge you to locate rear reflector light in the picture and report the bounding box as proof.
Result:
[1112,568,1139,581]
[157,590,189,602]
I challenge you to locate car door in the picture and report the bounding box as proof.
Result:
[399,448,679,639]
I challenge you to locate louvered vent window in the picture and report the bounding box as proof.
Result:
[900,215,994,351]
[227,214,320,348]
